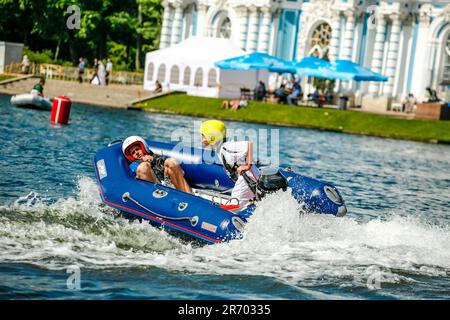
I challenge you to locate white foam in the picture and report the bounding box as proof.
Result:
[0,177,449,290]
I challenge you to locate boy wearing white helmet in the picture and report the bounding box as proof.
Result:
[122,136,192,194]
[200,120,258,206]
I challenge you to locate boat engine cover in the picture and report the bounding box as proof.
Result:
[256,167,288,199]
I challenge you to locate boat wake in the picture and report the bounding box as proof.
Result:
[0,176,449,293]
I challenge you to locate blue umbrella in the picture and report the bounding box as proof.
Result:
[294,56,331,78]
[294,57,388,82]
[324,59,388,82]
[215,52,296,74]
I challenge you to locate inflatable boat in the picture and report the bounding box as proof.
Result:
[93,139,347,244]
[10,93,52,110]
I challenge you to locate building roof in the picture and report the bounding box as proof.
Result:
[146,37,246,66]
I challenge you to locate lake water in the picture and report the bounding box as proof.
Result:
[0,94,449,299]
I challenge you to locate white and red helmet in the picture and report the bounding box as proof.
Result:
[122,136,150,162]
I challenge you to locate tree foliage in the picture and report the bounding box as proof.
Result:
[0,0,163,70]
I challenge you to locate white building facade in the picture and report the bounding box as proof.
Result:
[155,0,450,106]
[0,41,24,74]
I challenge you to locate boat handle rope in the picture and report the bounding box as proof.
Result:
[211,194,240,208]
[219,187,234,194]
[122,192,198,227]
[225,198,240,206]
[211,194,223,206]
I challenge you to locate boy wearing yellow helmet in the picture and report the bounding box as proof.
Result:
[201,120,257,206]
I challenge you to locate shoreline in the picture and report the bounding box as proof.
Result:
[137,94,450,145]
[141,107,445,145]
[0,77,151,109]
[2,76,448,145]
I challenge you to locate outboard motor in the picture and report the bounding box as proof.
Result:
[256,167,288,200]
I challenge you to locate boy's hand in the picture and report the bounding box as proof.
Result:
[142,155,154,162]
[237,165,251,175]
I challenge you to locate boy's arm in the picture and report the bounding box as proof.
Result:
[237,141,253,174]
[246,141,252,168]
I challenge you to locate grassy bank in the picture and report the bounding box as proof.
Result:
[137,94,450,144]
[0,74,16,82]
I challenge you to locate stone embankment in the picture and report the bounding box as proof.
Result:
[0,76,156,108]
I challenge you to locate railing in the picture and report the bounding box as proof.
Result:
[2,63,25,74]
[2,62,144,85]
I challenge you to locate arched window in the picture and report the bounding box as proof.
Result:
[183,66,191,85]
[309,22,332,58]
[170,65,180,84]
[207,68,217,87]
[194,68,203,87]
[157,64,166,82]
[218,17,231,39]
[147,62,154,81]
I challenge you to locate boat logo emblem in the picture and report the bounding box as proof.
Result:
[96,159,107,179]
[201,221,217,233]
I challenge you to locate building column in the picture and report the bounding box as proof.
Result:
[368,14,387,95]
[295,10,306,59]
[159,2,173,49]
[235,6,249,51]
[329,11,342,61]
[182,4,194,39]
[195,3,208,37]
[342,11,355,61]
[258,7,272,53]
[246,6,259,53]
[411,6,433,98]
[170,3,184,46]
[383,14,402,97]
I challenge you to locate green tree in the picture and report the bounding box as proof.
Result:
[0,0,163,70]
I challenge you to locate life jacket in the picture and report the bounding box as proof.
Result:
[220,146,257,197]
[124,140,165,181]
[221,151,239,182]
[133,154,166,182]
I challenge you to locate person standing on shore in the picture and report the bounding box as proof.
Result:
[106,59,113,85]
[77,57,86,83]
[254,81,267,101]
[90,58,100,85]
[21,55,30,74]
[98,60,106,86]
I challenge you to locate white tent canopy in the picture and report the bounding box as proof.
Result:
[144,37,270,98]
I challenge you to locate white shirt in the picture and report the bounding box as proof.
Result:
[219,141,249,168]
[219,141,257,206]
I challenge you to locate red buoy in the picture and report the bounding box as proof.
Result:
[51,96,71,125]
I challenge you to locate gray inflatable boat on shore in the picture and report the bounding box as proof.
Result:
[10,93,52,110]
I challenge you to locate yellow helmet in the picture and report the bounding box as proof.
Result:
[201,120,226,146]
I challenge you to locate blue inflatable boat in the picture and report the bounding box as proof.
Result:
[93,139,347,244]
